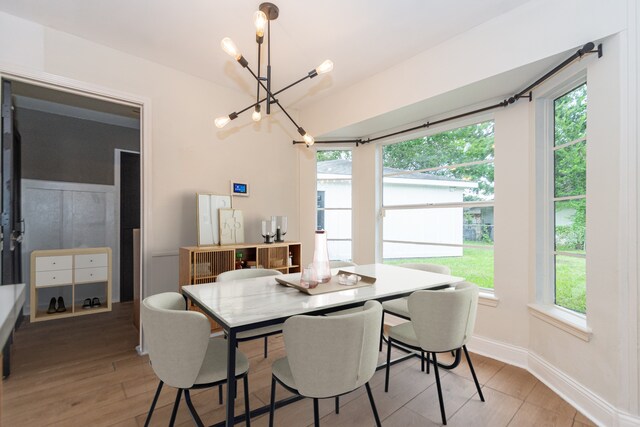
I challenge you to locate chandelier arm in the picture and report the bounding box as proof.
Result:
[244,65,303,129]
[223,72,313,119]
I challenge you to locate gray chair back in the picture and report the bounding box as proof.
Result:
[329,261,357,268]
[283,300,382,398]
[216,268,283,282]
[400,263,451,275]
[141,292,210,389]
[407,281,478,352]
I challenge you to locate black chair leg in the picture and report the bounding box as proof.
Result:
[384,337,393,392]
[421,350,425,372]
[432,353,447,425]
[143,380,163,427]
[463,345,485,402]
[335,396,340,414]
[243,374,252,427]
[169,388,183,427]
[269,377,276,427]
[313,398,320,427]
[184,389,204,427]
[264,336,268,358]
[379,311,386,351]
[365,382,382,427]
[218,384,223,404]
[426,352,430,374]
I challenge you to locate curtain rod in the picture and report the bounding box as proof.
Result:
[293,41,602,147]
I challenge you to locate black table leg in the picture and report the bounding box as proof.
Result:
[226,329,237,426]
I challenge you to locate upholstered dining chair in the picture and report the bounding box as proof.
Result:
[384,281,485,425]
[142,292,251,427]
[379,263,452,352]
[216,268,283,359]
[269,301,383,427]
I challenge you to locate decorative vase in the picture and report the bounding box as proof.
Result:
[312,230,331,283]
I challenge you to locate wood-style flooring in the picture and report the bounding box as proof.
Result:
[2,303,597,426]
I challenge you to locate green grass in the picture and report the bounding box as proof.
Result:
[384,243,586,314]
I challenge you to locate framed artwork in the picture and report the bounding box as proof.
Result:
[196,193,232,246]
[219,209,245,245]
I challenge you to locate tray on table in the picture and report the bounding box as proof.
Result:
[275,270,376,295]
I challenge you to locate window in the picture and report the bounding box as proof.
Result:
[552,84,587,313]
[381,121,495,288]
[316,150,352,261]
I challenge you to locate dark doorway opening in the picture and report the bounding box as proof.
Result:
[119,152,140,302]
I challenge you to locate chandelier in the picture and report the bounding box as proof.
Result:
[214,2,333,147]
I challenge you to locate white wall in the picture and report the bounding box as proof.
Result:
[0,12,302,299]
[296,0,637,424]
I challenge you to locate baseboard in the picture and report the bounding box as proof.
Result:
[467,335,529,369]
[469,334,640,427]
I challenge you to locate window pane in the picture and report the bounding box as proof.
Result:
[554,84,587,146]
[383,242,494,289]
[322,210,351,239]
[555,255,586,313]
[554,199,585,254]
[382,121,494,170]
[554,141,586,197]
[383,163,494,205]
[384,207,494,246]
[317,180,351,208]
[328,240,352,262]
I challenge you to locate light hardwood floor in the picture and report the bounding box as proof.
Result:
[2,303,596,427]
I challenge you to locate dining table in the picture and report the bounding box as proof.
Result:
[181,263,463,427]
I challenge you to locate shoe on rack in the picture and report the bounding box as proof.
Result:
[82,298,92,309]
[47,297,57,314]
[92,297,101,308]
[56,296,67,313]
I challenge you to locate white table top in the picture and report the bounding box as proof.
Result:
[182,264,463,329]
[0,283,26,348]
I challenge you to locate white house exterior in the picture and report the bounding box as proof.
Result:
[317,159,478,260]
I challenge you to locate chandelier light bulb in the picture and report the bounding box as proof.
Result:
[254,11,267,38]
[315,60,334,75]
[215,115,231,128]
[221,37,242,60]
[303,133,315,146]
[252,106,262,122]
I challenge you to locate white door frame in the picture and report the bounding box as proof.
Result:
[0,65,152,354]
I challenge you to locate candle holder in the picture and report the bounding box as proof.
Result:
[261,218,276,244]
[273,216,288,242]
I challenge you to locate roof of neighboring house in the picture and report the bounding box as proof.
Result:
[317,159,474,184]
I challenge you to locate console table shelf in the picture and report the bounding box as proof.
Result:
[179,242,301,331]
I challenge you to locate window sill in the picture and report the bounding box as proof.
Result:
[528,303,592,342]
[478,291,499,307]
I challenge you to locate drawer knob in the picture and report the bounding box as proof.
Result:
[53,276,56,279]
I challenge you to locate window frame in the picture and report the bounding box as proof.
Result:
[377,115,496,291]
[315,148,354,261]
[530,71,591,340]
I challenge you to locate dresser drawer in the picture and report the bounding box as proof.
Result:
[35,256,72,272]
[75,266,108,284]
[35,269,73,288]
[75,253,108,269]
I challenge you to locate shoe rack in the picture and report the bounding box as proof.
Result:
[29,247,112,322]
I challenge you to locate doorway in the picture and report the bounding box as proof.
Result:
[118,151,140,302]
[5,78,142,318]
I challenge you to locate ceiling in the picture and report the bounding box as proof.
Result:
[0,0,535,112]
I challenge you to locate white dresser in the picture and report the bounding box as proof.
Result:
[30,247,112,322]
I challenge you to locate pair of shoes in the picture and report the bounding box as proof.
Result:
[82,297,102,309]
[47,297,67,314]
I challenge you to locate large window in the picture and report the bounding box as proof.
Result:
[382,121,495,288]
[316,150,352,261]
[552,84,587,313]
